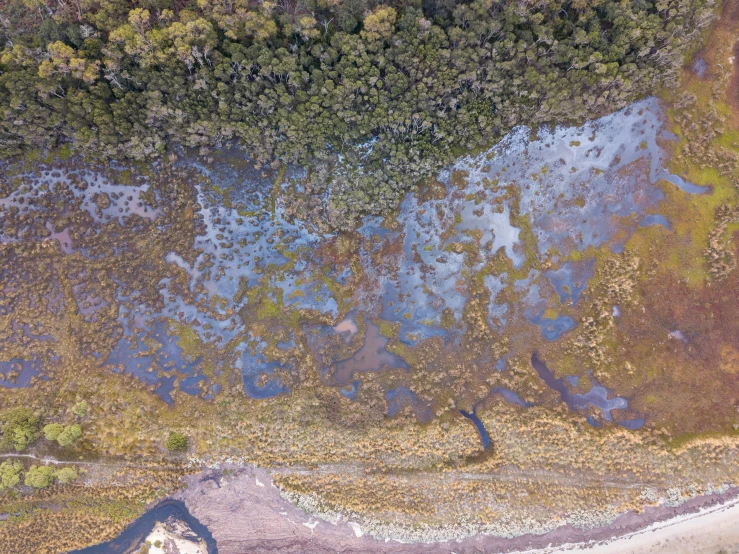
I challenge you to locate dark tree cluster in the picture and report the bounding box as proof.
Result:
[0,0,715,225]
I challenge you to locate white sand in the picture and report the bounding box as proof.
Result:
[143,522,207,554]
[521,496,739,554]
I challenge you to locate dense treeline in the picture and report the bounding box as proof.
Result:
[0,0,715,225]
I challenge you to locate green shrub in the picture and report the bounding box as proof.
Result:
[0,408,41,452]
[24,465,55,488]
[55,467,78,485]
[165,432,188,452]
[56,425,82,447]
[0,460,23,490]
[43,423,64,441]
[71,401,89,417]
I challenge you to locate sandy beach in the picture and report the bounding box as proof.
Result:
[175,466,739,554]
[522,495,739,553]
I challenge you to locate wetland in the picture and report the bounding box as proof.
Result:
[2,1,739,552]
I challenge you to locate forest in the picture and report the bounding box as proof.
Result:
[0,0,716,225]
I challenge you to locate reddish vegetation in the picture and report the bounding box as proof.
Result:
[613,237,739,434]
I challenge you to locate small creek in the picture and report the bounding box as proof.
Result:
[531,353,644,428]
[459,408,492,449]
[661,174,711,194]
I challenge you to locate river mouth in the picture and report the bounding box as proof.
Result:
[69,499,217,554]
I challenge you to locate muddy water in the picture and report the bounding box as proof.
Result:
[332,321,408,384]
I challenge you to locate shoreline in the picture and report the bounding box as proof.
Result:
[522,492,739,553]
[173,466,739,554]
[505,485,739,553]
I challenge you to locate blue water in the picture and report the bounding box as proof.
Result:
[332,321,408,384]
[693,57,708,78]
[491,387,532,408]
[180,374,206,395]
[105,319,207,404]
[529,312,577,341]
[544,261,594,306]
[618,418,646,430]
[459,408,491,449]
[242,373,289,399]
[154,375,177,404]
[340,380,360,400]
[238,343,290,399]
[639,214,671,229]
[386,387,416,417]
[0,357,43,388]
[531,353,643,428]
[662,174,710,194]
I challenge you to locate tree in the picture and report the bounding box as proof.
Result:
[38,41,100,84]
[56,425,83,447]
[55,467,78,485]
[361,5,397,42]
[43,423,64,441]
[165,431,188,452]
[44,423,83,446]
[24,465,55,488]
[0,408,41,452]
[0,460,23,490]
[0,0,718,225]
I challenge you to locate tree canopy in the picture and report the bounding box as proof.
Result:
[0,0,716,225]
[0,460,23,490]
[24,465,56,488]
[0,408,41,452]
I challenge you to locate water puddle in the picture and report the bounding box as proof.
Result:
[661,174,710,194]
[340,380,360,400]
[237,340,291,399]
[333,314,359,343]
[491,387,533,408]
[528,311,577,341]
[0,357,43,388]
[0,97,693,416]
[105,319,208,404]
[544,260,595,306]
[639,214,671,228]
